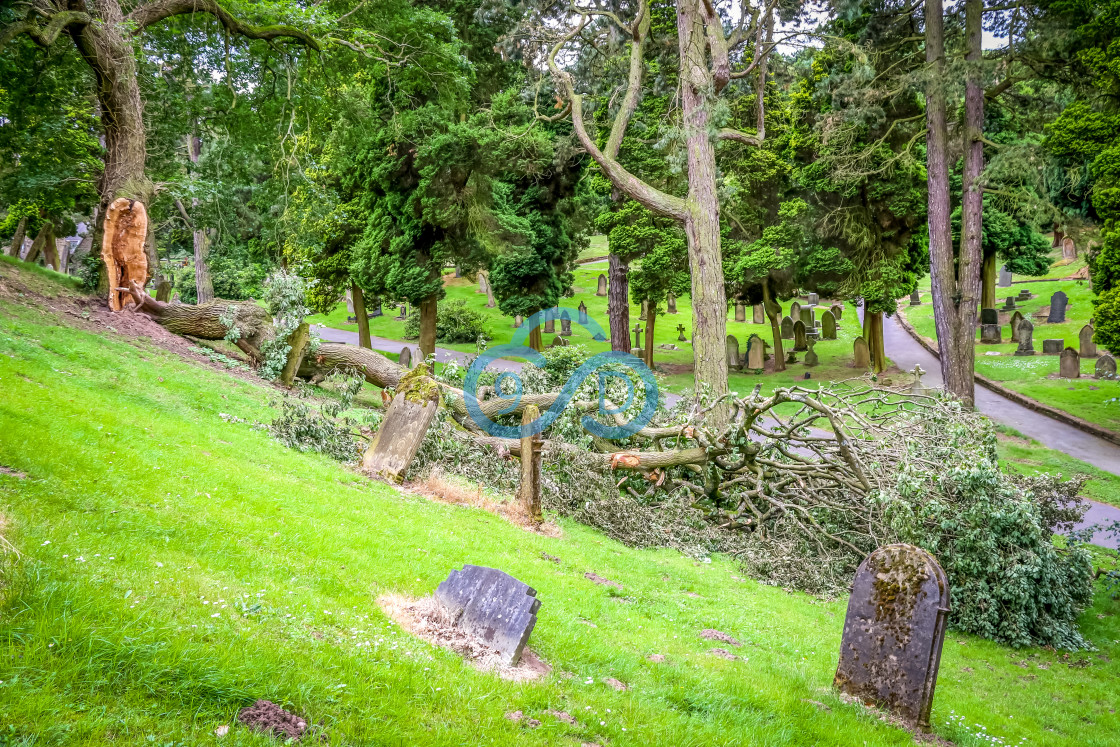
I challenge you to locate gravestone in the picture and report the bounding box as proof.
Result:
[1042,338,1064,355]
[1009,311,1024,343]
[804,339,819,367]
[551,335,566,348]
[1047,291,1068,323]
[596,274,608,297]
[667,294,677,314]
[514,315,523,328]
[800,306,815,328]
[1001,296,1017,311]
[560,311,572,337]
[746,334,765,369]
[753,304,765,324]
[786,351,798,364]
[726,335,742,371]
[640,299,649,321]
[155,280,172,302]
[1017,289,1032,301]
[909,290,921,306]
[578,301,588,326]
[435,565,540,666]
[396,305,407,320]
[853,336,871,368]
[980,324,1002,344]
[362,366,440,483]
[735,303,746,323]
[398,346,412,369]
[781,316,795,340]
[1059,347,1081,379]
[677,324,687,342]
[793,321,808,352]
[833,544,949,729]
[544,313,555,334]
[998,265,1012,287]
[1062,236,1076,259]
[371,298,383,317]
[831,303,843,321]
[633,324,642,350]
[1079,324,1096,358]
[345,289,355,313]
[592,332,606,342]
[1096,354,1117,379]
[1014,320,1035,356]
[454,265,462,278]
[821,310,837,340]
[807,292,819,306]
[980,308,998,325]
[790,301,802,325]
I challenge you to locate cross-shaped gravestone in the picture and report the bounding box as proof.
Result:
[435,565,541,666]
[633,323,642,349]
[677,324,687,342]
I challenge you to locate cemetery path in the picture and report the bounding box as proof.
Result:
[882,313,1120,548]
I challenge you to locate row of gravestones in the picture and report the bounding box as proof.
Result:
[728,301,842,370]
[420,541,949,729]
[994,317,1116,376]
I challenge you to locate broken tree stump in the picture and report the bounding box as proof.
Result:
[517,404,543,522]
[362,364,441,483]
[103,198,150,311]
[279,322,311,387]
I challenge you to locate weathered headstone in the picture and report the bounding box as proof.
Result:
[807,292,819,306]
[560,311,572,337]
[831,303,843,321]
[434,565,540,666]
[1017,289,1032,301]
[1009,311,1024,343]
[514,314,523,328]
[1001,296,1017,311]
[371,298,383,317]
[909,290,921,306]
[793,321,808,352]
[1079,324,1096,358]
[799,306,815,329]
[790,301,802,325]
[1047,291,1068,323]
[980,308,998,325]
[551,335,566,348]
[735,302,746,322]
[821,310,837,340]
[1042,338,1064,355]
[596,274,608,297]
[1014,320,1035,356]
[362,366,440,483]
[667,294,677,314]
[633,323,642,350]
[1062,236,1076,259]
[578,301,588,326]
[833,544,949,729]
[746,334,765,369]
[398,346,412,369]
[1096,354,1117,379]
[980,324,1002,344]
[998,265,1012,287]
[853,336,871,368]
[1059,347,1081,379]
[804,339,819,367]
[781,316,794,340]
[677,324,687,342]
[726,335,741,371]
[640,299,649,321]
[155,279,172,302]
[454,265,462,278]
[396,305,407,320]
[753,304,765,324]
[544,313,555,334]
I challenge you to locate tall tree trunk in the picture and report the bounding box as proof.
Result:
[607,253,631,352]
[925,0,977,406]
[528,324,543,353]
[352,283,372,349]
[25,222,55,265]
[419,296,438,360]
[479,269,496,308]
[6,216,27,257]
[186,132,214,303]
[677,2,729,408]
[762,279,785,371]
[981,252,996,309]
[869,311,886,373]
[643,307,656,368]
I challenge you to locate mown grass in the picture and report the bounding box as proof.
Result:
[1,260,1119,745]
[994,425,1120,507]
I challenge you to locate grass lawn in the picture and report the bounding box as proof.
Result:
[901,248,1120,433]
[2,254,1120,746]
[994,425,1120,508]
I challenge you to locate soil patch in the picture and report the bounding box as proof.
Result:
[408,470,562,537]
[237,699,323,742]
[378,592,550,681]
[700,628,741,646]
[584,572,622,589]
[0,466,27,479]
[708,647,739,661]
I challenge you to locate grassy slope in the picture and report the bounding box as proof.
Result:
[3,263,1119,745]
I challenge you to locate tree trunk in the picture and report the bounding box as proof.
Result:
[981,252,996,309]
[1053,224,1063,248]
[763,280,785,372]
[608,253,631,352]
[26,222,55,266]
[185,132,214,303]
[528,324,544,352]
[352,283,372,349]
[517,404,543,523]
[419,296,438,360]
[279,322,310,387]
[6,216,27,257]
[677,1,729,409]
[125,280,270,343]
[298,342,404,389]
[479,269,496,308]
[869,311,886,373]
[643,307,656,368]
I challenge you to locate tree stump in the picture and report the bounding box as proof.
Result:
[279,322,311,387]
[103,198,150,311]
[517,405,543,523]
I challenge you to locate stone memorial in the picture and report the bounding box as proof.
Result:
[578,301,589,326]
[560,312,572,337]
[831,303,843,321]
[807,292,819,306]
[1062,236,1076,259]
[633,324,642,350]
[371,299,383,317]
[395,305,407,320]
[1009,311,1024,343]
[800,306,815,329]
[1096,354,1117,379]
[593,332,606,342]
[1014,320,1035,356]
[155,279,172,302]
[1001,296,1017,311]
[513,314,523,329]
[1042,338,1064,355]
[1079,324,1096,358]
[677,324,687,342]
[726,335,741,371]
[667,294,677,314]
[998,265,1012,287]
[345,289,355,313]
[793,321,808,352]
[980,308,998,325]
[1017,289,1032,301]
[435,565,540,666]
[1059,347,1081,378]
[362,366,439,483]
[909,290,921,306]
[398,346,412,369]
[753,304,765,324]
[746,334,765,369]
[596,274,608,297]
[980,323,1002,344]
[853,336,870,368]
[804,339,819,366]
[550,335,566,348]
[735,302,746,322]
[543,313,555,334]
[790,301,802,325]
[1047,291,1068,323]
[821,310,837,340]
[833,544,949,729]
[781,316,794,339]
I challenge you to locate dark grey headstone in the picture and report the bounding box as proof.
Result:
[1047,291,1068,323]
[435,565,540,666]
[1001,296,1017,310]
[980,308,998,325]
[780,316,794,340]
[834,544,949,728]
[909,290,921,306]
[793,320,808,352]
[998,265,1012,287]
[1042,338,1064,355]
[578,301,588,326]
[560,315,572,336]
[398,346,412,369]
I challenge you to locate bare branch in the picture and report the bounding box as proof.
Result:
[0,9,89,52]
[126,0,320,50]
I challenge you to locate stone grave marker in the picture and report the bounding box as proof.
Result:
[790,301,802,325]
[677,324,687,342]
[853,336,870,368]
[735,303,746,322]
[371,298,383,317]
[1009,311,1024,343]
[592,332,606,342]
[998,265,1012,287]
[345,289,355,313]
[633,324,642,350]
[578,301,589,326]
[781,316,794,340]
[909,290,921,306]
[435,565,541,666]
[640,299,649,321]
[1001,296,1017,311]
[514,314,524,329]
[596,274,608,297]
[395,305,407,320]
[807,292,819,306]
[1042,338,1063,355]
[155,279,172,302]
[980,323,1002,344]
[560,311,572,337]
[544,312,555,334]
[726,335,741,371]
[1079,324,1096,358]
[1017,289,1032,301]
[551,335,566,348]
[800,306,815,329]
[362,366,440,483]
[1047,291,1068,323]
[980,308,998,325]
[831,303,843,321]
[1014,320,1035,356]
[398,346,412,369]
[753,304,765,324]
[793,321,808,352]
[746,334,765,369]
[804,339,819,366]
[1059,347,1081,378]
[667,294,677,314]
[1062,236,1076,259]
[821,310,837,340]
[833,544,949,729]
[1096,354,1117,379]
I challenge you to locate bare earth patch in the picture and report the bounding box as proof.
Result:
[409,470,562,537]
[378,592,550,682]
[602,677,629,691]
[700,628,741,646]
[0,466,27,479]
[584,572,623,589]
[237,699,324,742]
[708,648,740,661]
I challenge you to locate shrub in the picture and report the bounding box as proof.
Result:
[403,299,487,344]
[269,370,371,461]
[1093,285,1120,355]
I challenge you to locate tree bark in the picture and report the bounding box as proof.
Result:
[981,252,996,309]
[125,280,270,342]
[298,342,404,389]
[643,306,656,367]
[185,132,214,303]
[6,216,27,257]
[479,269,496,308]
[763,280,785,372]
[608,253,631,352]
[868,311,886,373]
[418,295,438,360]
[517,404,543,523]
[528,324,544,353]
[279,322,310,387]
[26,222,55,266]
[352,282,372,349]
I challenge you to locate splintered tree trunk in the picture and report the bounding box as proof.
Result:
[643,308,656,367]
[6,216,26,257]
[186,133,214,303]
[418,296,438,360]
[981,252,996,309]
[763,281,785,372]
[608,253,631,352]
[279,322,310,387]
[26,222,55,266]
[352,283,372,349]
[517,404,543,523]
[102,198,149,310]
